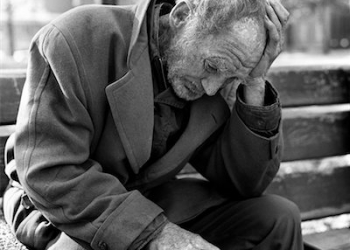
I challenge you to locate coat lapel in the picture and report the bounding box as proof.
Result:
[106,0,154,173]
[106,40,155,176]
[105,49,154,173]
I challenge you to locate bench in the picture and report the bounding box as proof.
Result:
[1,66,350,249]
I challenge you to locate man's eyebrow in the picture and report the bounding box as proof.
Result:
[206,58,233,71]
[241,59,256,69]
[206,56,246,77]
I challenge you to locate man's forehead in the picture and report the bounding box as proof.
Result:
[196,16,265,52]
[197,17,265,67]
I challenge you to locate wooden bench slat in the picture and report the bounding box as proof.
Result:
[267,156,350,220]
[303,228,350,250]
[180,105,350,167]
[282,104,350,161]
[267,66,350,107]
[0,70,26,125]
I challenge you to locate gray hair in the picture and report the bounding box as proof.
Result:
[179,0,266,36]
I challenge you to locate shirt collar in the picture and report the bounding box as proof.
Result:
[155,88,187,109]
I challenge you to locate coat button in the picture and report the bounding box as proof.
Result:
[98,241,108,250]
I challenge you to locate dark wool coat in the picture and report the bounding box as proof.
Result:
[12,0,283,249]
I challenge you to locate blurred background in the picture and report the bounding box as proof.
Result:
[0,0,350,69]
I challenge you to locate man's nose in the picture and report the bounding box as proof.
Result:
[201,76,224,96]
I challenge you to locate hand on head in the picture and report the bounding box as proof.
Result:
[242,0,289,105]
[248,0,290,80]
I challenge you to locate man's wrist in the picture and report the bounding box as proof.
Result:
[236,81,281,137]
[131,215,169,250]
[243,77,266,106]
[144,221,171,250]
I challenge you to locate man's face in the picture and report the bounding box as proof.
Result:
[166,17,266,101]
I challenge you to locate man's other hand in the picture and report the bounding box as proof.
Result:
[248,0,290,80]
[243,0,289,106]
[146,222,220,250]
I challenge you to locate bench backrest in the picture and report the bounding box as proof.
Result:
[1,66,350,221]
[266,66,350,220]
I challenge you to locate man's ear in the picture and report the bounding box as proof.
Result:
[169,1,191,30]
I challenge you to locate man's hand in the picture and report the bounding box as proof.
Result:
[245,0,289,106]
[249,0,290,79]
[146,222,220,250]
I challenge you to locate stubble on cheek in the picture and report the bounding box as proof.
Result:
[165,41,204,100]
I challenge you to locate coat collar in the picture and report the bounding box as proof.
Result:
[127,0,153,68]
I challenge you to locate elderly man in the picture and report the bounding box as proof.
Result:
[3,0,302,249]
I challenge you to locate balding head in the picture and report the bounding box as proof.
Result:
[229,16,266,63]
[180,0,266,34]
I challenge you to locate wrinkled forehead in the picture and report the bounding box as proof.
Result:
[191,15,266,57]
[193,16,266,70]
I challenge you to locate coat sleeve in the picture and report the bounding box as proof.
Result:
[190,85,283,198]
[14,24,167,250]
